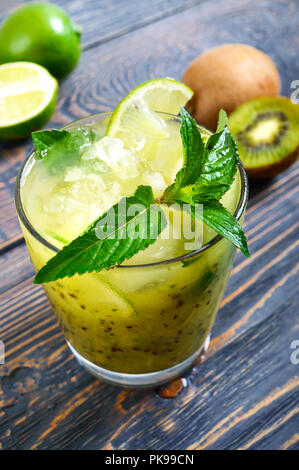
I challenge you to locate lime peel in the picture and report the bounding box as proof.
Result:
[0,62,58,139]
[106,78,193,139]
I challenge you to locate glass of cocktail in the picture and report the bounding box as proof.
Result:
[15,82,248,388]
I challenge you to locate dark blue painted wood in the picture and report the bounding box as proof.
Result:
[0,0,298,451]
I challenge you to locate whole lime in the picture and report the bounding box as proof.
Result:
[0,2,81,79]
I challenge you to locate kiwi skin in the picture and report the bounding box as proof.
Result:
[182,44,280,130]
[228,97,299,180]
[245,147,298,180]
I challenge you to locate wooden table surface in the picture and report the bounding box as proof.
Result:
[0,0,298,450]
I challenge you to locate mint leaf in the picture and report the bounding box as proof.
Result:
[197,126,239,195]
[32,130,69,158]
[32,128,97,172]
[162,106,204,202]
[34,186,167,284]
[178,106,205,185]
[184,199,249,257]
[216,109,228,133]
[175,182,230,203]
[170,110,249,257]
[162,108,237,203]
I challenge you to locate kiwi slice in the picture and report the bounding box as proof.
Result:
[228,97,299,179]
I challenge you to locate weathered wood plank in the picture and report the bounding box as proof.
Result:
[0,0,298,248]
[0,244,33,295]
[0,0,206,48]
[1,0,299,451]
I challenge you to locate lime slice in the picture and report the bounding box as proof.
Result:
[45,230,70,246]
[50,271,136,319]
[91,273,137,316]
[106,78,193,141]
[0,62,58,139]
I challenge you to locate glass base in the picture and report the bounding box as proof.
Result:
[67,335,210,388]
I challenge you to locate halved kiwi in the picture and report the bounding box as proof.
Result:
[228,97,299,179]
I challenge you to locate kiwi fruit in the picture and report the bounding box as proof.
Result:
[182,44,280,130]
[228,97,299,179]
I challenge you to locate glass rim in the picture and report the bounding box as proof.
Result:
[15,111,249,269]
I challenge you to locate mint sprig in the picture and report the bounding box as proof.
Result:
[34,186,166,284]
[162,110,248,257]
[33,107,249,284]
[32,128,97,172]
[162,106,204,202]
[32,129,69,157]
[196,125,238,194]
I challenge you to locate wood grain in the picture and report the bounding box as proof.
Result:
[0,0,206,48]
[0,0,299,451]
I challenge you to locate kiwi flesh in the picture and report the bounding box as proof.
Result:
[228,97,299,179]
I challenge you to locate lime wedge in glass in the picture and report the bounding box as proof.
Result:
[106,78,193,144]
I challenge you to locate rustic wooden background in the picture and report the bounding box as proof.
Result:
[0,0,298,450]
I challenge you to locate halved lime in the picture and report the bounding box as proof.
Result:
[106,78,193,141]
[0,62,58,140]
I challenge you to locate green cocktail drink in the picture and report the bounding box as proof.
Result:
[16,82,248,387]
